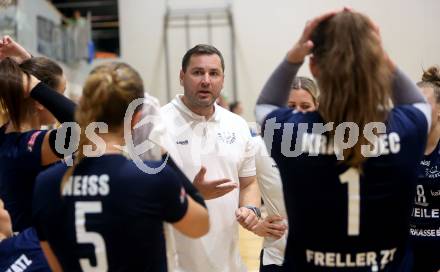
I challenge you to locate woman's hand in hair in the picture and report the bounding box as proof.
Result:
[287,9,344,64]
[364,14,395,71]
[0,36,32,64]
[365,14,381,44]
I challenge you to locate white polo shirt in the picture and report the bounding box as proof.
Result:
[254,135,288,266]
[132,94,167,160]
[161,95,256,272]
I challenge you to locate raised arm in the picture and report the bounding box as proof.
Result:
[2,36,77,123]
[26,71,76,125]
[392,68,428,105]
[23,75,78,165]
[255,10,340,125]
[0,35,32,64]
[255,59,302,125]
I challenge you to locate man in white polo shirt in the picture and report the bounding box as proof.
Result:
[161,44,260,272]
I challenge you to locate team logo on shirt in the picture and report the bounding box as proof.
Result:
[27,131,42,152]
[431,190,440,197]
[426,166,440,179]
[421,160,430,167]
[180,187,186,203]
[176,140,189,145]
[217,131,236,144]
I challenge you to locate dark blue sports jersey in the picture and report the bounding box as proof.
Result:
[32,154,188,272]
[409,141,440,271]
[0,125,49,231]
[0,228,50,272]
[264,105,428,271]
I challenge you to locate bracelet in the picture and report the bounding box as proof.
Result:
[244,205,261,219]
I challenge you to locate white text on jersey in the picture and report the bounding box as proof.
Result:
[299,132,401,157]
[62,174,110,196]
[306,248,397,270]
[6,254,32,272]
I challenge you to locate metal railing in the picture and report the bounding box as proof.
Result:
[0,0,17,40]
[0,1,93,64]
[163,1,237,102]
[37,13,93,64]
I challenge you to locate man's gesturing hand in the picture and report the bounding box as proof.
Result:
[193,166,238,200]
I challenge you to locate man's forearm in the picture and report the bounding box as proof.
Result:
[239,176,261,208]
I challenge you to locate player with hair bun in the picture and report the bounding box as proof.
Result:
[410,65,440,272]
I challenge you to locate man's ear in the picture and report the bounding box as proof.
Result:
[179,70,184,87]
[309,56,319,78]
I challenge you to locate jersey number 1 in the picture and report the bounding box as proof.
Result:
[339,168,360,236]
[75,201,108,271]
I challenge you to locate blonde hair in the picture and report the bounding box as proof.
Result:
[291,76,319,106]
[61,62,144,190]
[311,12,393,168]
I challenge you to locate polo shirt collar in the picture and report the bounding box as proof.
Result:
[172,94,221,122]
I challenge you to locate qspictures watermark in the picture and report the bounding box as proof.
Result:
[262,117,400,160]
[53,101,401,174]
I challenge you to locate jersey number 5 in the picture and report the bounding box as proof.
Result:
[339,168,360,236]
[75,201,108,271]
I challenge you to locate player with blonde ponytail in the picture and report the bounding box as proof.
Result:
[32,62,210,272]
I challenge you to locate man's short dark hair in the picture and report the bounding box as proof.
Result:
[181,44,225,73]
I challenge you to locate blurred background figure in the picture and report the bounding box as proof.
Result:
[64,9,86,27]
[230,101,244,116]
[216,94,229,109]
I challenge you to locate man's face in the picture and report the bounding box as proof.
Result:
[180,54,224,111]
